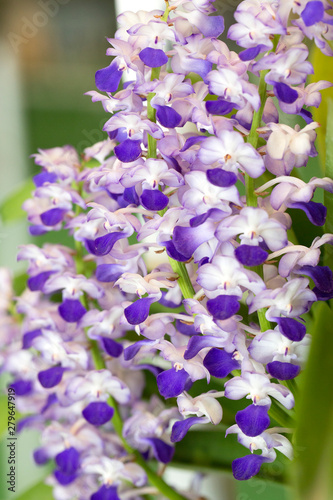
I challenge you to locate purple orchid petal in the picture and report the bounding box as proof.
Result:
[184,335,226,360]
[301,1,324,26]
[235,405,270,437]
[114,139,141,163]
[235,245,268,267]
[156,105,182,128]
[203,348,240,378]
[33,448,49,465]
[124,297,156,325]
[40,208,66,226]
[91,485,120,500]
[58,299,86,323]
[274,317,306,341]
[171,416,203,442]
[55,447,80,475]
[176,319,198,336]
[33,171,58,187]
[95,61,123,92]
[164,240,191,262]
[96,264,124,283]
[267,361,301,380]
[157,367,189,399]
[22,329,42,349]
[38,366,65,388]
[289,201,327,226]
[41,393,57,413]
[132,363,163,377]
[187,58,213,78]
[205,99,235,115]
[173,224,213,258]
[86,232,125,256]
[190,208,223,227]
[206,295,240,320]
[206,169,237,187]
[123,186,140,205]
[54,470,77,486]
[139,47,168,68]
[198,14,224,37]
[299,108,313,124]
[144,437,174,463]
[82,401,114,426]
[232,455,269,480]
[297,265,333,293]
[29,225,47,236]
[159,290,182,309]
[312,287,333,301]
[27,270,56,292]
[274,83,298,104]
[10,379,33,396]
[239,45,264,61]
[140,189,169,211]
[180,135,206,152]
[16,416,39,433]
[124,340,155,361]
[101,337,123,358]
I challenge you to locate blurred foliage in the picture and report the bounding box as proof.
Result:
[294,301,333,500]
[310,46,333,171]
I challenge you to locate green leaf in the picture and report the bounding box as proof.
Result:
[324,98,333,270]
[293,301,333,500]
[173,428,287,482]
[0,180,34,224]
[237,476,292,500]
[14,481,53,500]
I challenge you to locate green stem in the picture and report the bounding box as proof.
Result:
[147,67,161,159]
[245,69,268,207]
[167,259,195,299]
[244,69,272,331]
[161,1,170,22]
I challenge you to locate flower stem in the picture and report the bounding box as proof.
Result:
[245,69,268,206]
[167,259,196,299]
[147,67,161,159]
[245,70,272,331]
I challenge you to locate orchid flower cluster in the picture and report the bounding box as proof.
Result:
[2,0,333,498]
